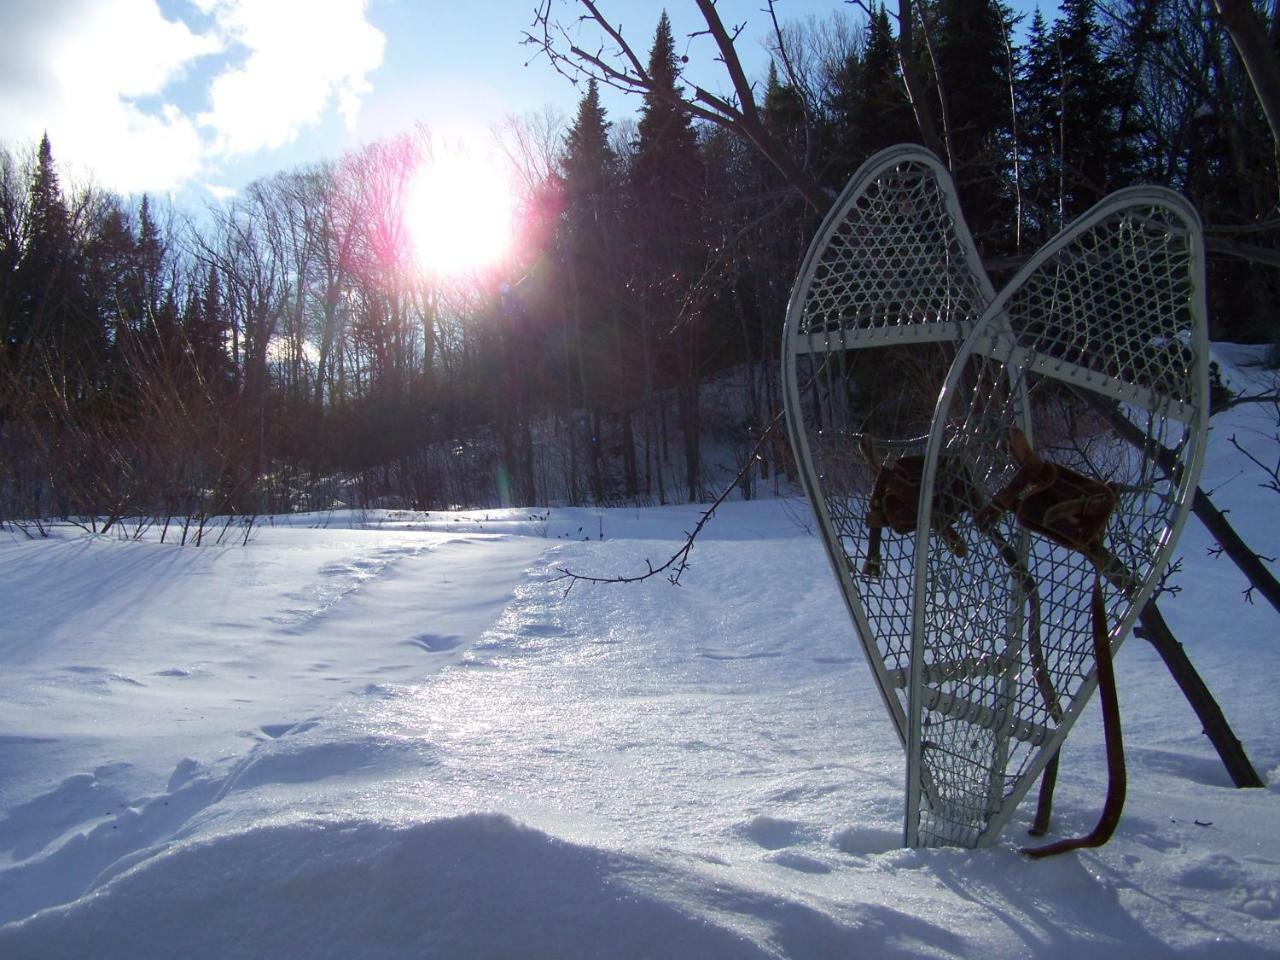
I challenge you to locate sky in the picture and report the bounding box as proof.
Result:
[0,0,1047,208]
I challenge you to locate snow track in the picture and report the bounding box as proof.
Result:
[1,396,1278,958]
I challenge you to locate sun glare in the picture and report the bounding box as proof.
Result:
[405,154,515,277]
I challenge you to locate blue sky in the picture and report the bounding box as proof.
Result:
[0,1,1051,207]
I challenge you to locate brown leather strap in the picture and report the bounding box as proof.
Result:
[862,446,969,578]
[1028,750,1060,838]
[863,525,884,578]
[978,429,1057,530]
[1023,576,1126,858]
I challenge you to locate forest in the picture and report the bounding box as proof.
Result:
[2,0,1278,531]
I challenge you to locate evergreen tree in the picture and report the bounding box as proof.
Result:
[1018,0,1138,239]
[630,11,707,501]
[825,6,917,187]
[1053,0,1137,211]
[136,194,164,324]
[934,0,1017,251]
[1018,8,1062,243]
[191,263,232,392]
[823,39,864,187]
[632,12,702,209]
[12,134,100,389]
[13,134,73,357]
[174,263,231,394]
[81,199,137,387]
[562,79,616,218]
[762,61,808,169]
[560,78,625,498]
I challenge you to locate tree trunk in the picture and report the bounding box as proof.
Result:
[1094,398,1280,615]
[621,411,638,499]
[589,407,605,503]
[1213,0,1280,173]
[521,418,536,506]
[897,0,947,161]
[1135,600,1264,788]
[680,379,700,502]
[1191,487,1280,614]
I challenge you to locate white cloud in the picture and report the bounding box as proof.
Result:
[0,0,385,195]
[200,181,238,201]
[0,0,219,193]
[195,0,385,157]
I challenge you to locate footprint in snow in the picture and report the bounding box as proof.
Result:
[517,623,566,638]
[259,719,320,739]
[1178,853,1280,921]
[831,824,901,856]
[407,634,463,652]
[739,815,805,850]
[700,649,782,661]
[766,850,832,874]
[764,782,843,804]
[1243,896,1279,921]
[59,665,145,687]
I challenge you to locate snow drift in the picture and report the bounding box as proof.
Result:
[0,347,1277,958]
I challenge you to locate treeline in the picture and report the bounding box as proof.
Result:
[2,0,1277,525]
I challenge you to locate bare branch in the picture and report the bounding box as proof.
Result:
[693,0,764,129]
[895,0,946,161]
[1205,234,1280,268]
[1150,556,1184,602]
[522,0,831,212]
[1229,432,1280,495]
[1212,0,1280,185]
[1212,389,1280,414]
[1088,393,1280,615]
[551,409,788,593]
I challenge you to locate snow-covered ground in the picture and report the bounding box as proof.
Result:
[1,348,1278,959]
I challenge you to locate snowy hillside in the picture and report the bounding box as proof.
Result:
[0,350,1278,959]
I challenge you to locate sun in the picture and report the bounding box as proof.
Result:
[405,153,515,277]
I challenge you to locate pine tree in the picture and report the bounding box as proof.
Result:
[81,199,137,388]
[12,134,100,389]
[1018,8,1062,242]
[934,0,1018,251]
[185,264,232,394]
[762,61,808,169]
[630,11,707,501]
[1018,0,1138,239]
[560,77,624,499]
[862,8,920,152]
[1053,0,1137,210]
[562,79,616,217]
[825,6,917,187]
[823,40,864,188]
[136,194,164,324]
[13,135,73,355]
[632,12,702,209]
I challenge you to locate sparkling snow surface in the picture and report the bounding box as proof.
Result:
[1,349,1278,958]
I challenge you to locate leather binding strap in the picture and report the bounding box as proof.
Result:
[989,429,1125,858]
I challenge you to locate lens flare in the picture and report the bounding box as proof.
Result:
[404,153,515,277]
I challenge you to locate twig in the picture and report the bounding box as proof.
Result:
[1212,390,1280,414]
[551,408,787,594]
[1151,557,1184,601]
[1229,432,1280,494]
[522,0,831,211]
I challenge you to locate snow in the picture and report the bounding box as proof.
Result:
[1,349,1278,958]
